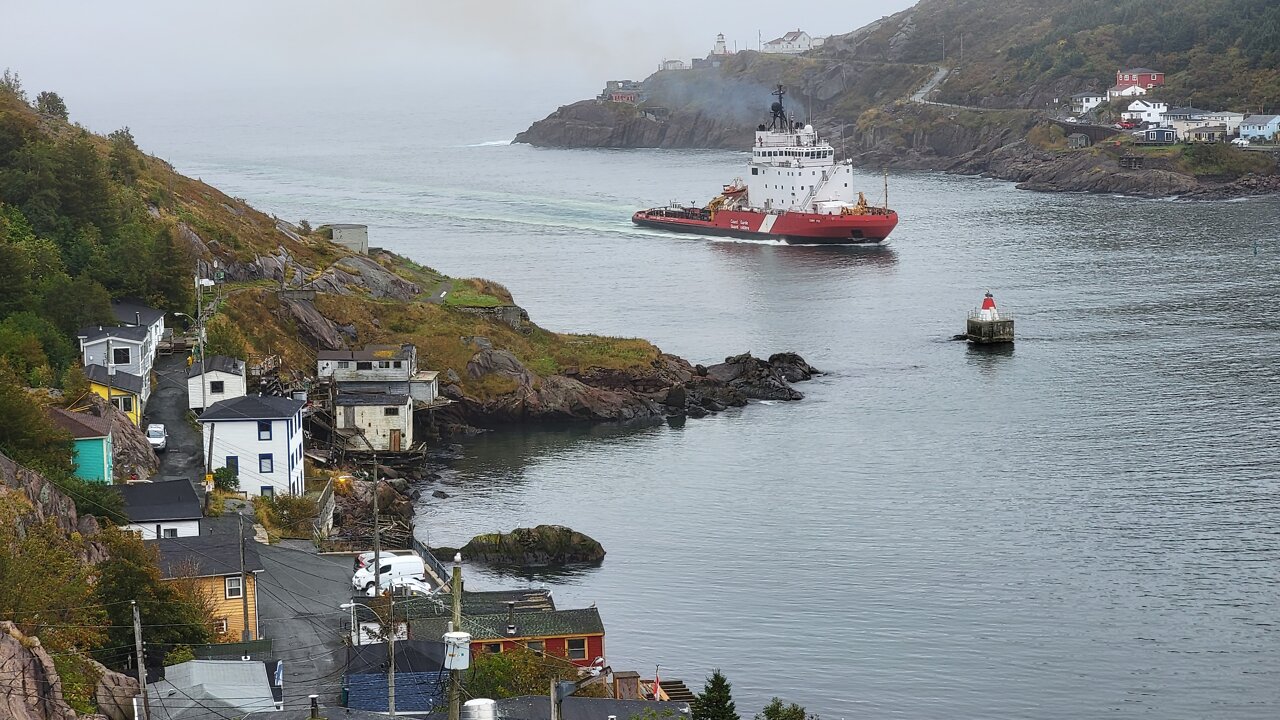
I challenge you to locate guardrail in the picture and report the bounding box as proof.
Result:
[411,535,451,587]
[968,309,1015,320]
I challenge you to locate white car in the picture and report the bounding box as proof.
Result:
[1231,137,1250,147]
[146,424,168,452]
[352,552,426,593]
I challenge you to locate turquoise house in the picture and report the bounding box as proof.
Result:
[47,407,114,483]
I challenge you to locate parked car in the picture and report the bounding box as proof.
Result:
[1232,137,1251,147]
[1118,120,1137,130]
[352,549,419,573]
[146,424,168,452]
[368,576,436,598]
[351,552,426,592]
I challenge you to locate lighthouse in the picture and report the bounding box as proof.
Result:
[966,291,1014,344]
[712,33,729,56]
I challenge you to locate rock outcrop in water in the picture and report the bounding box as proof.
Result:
[435,525,605,567]
[437,343,819,427]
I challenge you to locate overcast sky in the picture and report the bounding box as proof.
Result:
[1,0,916,128]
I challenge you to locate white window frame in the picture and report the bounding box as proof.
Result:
[215,618,229,634]
[225,576,243,599]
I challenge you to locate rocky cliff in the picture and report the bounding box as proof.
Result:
[0,622,77,720]
[0,451,100,544]
[514,100,750,150]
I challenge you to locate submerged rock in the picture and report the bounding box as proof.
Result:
[436,525,606,567]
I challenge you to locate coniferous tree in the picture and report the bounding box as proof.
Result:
[35,91,68,120]
[692,670,740,720]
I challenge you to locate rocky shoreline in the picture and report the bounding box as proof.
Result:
[437,346,820,431]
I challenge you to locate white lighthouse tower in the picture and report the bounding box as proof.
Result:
[712,33,729,56]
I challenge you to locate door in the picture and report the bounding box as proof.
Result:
[389,429,402,452]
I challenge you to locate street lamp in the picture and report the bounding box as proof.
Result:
[341,601,395,717]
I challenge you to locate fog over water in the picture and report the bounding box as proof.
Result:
[6,3,1280,719]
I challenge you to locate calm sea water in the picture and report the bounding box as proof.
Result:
[120,100,1280,719]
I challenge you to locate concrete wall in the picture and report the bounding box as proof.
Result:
[332,226,369,254]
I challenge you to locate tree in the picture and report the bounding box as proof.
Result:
[692,670,739,720]
[204,315,250,359]
[94,527,211,669]
[0,68,26,102]
[755,699,817,720]
[35,91,69,121]
[108,127,141,185]
[213,466,240,492]
[467,646,608,700]
[0,360,74,474]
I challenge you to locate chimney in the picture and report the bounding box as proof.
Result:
[505,601,517,636]
[135,312,141,326]
[309,695,320,719]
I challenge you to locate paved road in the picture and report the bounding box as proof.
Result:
[256,542,355,708]
[910,65,952,104]
[146,352,204,479]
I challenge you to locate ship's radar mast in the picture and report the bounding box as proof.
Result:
[769,84,788,130]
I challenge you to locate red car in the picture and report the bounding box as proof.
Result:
[1118,121,1137,130]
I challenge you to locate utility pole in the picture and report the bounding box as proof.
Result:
[239,513,251,641]
[372,450,381,594]
[447,559,463,720]
[132,601,151,720]
[194,269,206,413]
[387,591,396,717]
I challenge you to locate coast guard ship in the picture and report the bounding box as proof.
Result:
[632,85,898,244]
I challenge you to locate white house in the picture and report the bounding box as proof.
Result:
[78,325,154,404]
[188,356,248,412]
[660,59,688,71]
[318,344,439,404]
[334,393,414,452]
[1071,92,1106,115]
[111,479,202,540]
[1240,114,1280,141]
[198,396,305,498]
[1201,111,1246,135]
[110,299,166,356]
[1107,83,1148,100]
[1123,100,1168,124]
[762,30,823,54]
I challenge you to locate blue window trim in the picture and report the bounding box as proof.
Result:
[226,456,238,473]
[259,453,273,473]
[258,421,272,441]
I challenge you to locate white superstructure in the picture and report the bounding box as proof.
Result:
[739,86,863,215]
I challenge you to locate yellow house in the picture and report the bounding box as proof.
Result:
[85,364,144,426]
[149,530,264,641]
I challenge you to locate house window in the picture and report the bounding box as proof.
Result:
[163,528,177,538]
[112,347,131,365]
[393,361,402,368]
[356,361,372,370]
[484,643,503,654]
[225,576,243,599]
[210,380,225,394]
[337,361,350,369]
[525,640,544,654]
[225,456,239,474]
[258,421,272,441]
[378,361,391,369]
[751,167,758,175]
[384,407,400,416]
[111,396,134,414]
[214,618,229,634]
[259,454,273,473]
[261,486,275,499]
[565,638,587,660]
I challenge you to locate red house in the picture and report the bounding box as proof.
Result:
[609,91,639,104]
[407,601,606,668]
[1116,67,1164,90]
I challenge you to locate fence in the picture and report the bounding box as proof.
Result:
[411,535,452,586]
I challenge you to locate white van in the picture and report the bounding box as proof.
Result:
[367,576,436,598]
[351,552,425,592]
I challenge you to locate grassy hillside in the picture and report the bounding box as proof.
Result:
[817,0,1280,110]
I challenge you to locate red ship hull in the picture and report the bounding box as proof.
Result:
[632,208,898,244]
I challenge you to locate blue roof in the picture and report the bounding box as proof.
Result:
[346,672,447,713]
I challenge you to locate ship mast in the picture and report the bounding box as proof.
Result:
[769,84,787,131]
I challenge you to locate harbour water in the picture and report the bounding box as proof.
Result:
[119,99,1280,719]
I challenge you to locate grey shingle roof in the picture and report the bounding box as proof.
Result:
[334,393,410,406]
[410,607,603,642]
[188,356,245,378]
[77,324,149,343]
[317,344,413,361]
[83,364,145,395]
[110,480,202,523]
[148,660,275,720]
[1242,114,1279,125]
[111,298,165,328]
[356,589,555,623]
[147,532,264,578]
[198,395,304,421]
